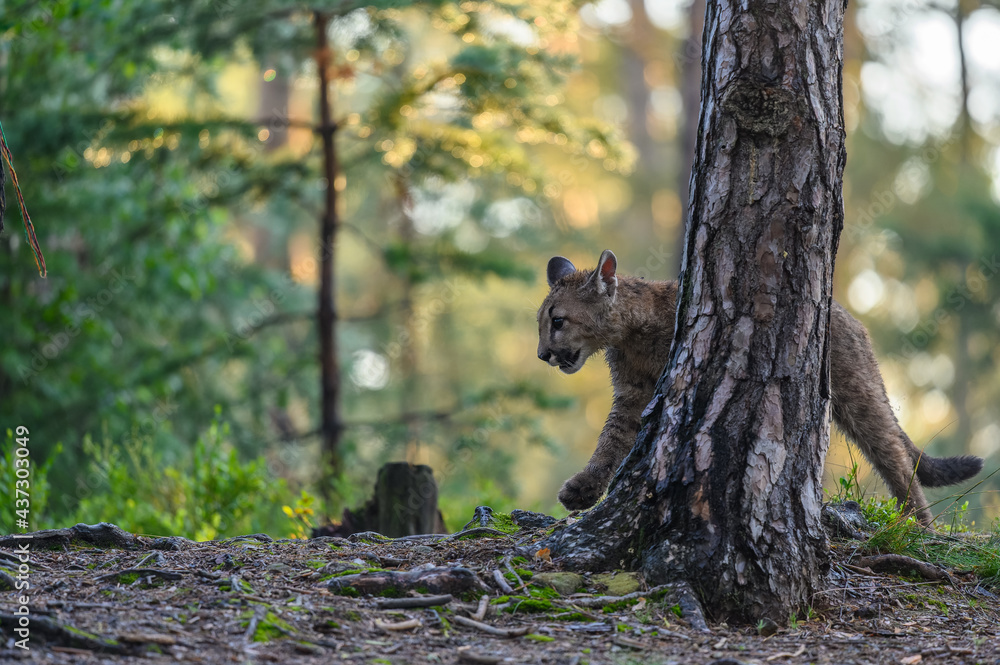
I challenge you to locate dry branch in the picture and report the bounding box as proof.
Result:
[96,568,183,583]
[375,594,452,609]
[375,618,421,631]
[452,615,531,638]
[492,569,515,594]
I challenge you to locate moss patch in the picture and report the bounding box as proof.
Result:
[489,512,520,534]
[239,611,294,643]
[591,572,642,596]
[532,572,584,596]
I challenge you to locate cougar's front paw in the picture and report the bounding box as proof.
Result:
[558,471,606,510]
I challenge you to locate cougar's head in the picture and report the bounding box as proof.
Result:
[536,250,618,374]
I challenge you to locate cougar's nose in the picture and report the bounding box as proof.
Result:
[538,350,551,362]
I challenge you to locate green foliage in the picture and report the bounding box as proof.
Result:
[0,429,62,533]
[67,412,290,540]
[1,0,613,532]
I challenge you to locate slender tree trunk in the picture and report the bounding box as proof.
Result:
[394,174,421,460]
[545,0,847,624]
[952,0,974,453]
[315,13,343,498]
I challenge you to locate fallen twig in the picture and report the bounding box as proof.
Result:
[493,569,515,594]
[766,644,807,661]
[565,582,709,632]
[563,584,675,608]
[452,615,530,637]
[472,595,489,621]
[96,568,183,583]
[457,647,503,664]
[502,555,526,590]
[614,635,646,649]
[376,594,452,609]
[445,527,514,541]
[375,618,421,631]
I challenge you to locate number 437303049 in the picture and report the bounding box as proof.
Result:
[13,426,30,524]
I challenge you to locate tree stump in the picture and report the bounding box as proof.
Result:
[314,463,447,538]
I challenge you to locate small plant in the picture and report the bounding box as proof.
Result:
[860,496,906,529]
[836,461,865,503]
[283,490,318,539]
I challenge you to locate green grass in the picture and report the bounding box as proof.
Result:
[834,467,1000,587]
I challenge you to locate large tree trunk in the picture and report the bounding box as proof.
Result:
[545,0,847,624]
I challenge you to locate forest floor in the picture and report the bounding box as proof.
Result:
[0,517,998,665]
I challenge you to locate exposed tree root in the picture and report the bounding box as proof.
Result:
[853,555,953,583]
[326,566,484,596]
[0,614,138,655]
[0,523,137,550]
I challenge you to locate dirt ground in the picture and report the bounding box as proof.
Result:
[0,521,998,665]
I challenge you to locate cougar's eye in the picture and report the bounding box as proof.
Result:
[552,317,564,330]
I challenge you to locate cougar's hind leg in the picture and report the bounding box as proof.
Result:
[830,304,934,525]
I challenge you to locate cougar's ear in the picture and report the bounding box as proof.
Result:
[547,256,576,287]
[593,249,617,298]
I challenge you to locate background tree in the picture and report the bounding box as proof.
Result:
[545,0,847,623]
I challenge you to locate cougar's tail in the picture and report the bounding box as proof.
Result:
[914,453,984,488]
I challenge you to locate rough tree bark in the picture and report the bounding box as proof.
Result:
[544,0,847,623]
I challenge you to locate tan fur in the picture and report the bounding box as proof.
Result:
[538,251,983,524]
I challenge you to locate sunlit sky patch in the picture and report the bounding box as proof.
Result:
[858,0,1000,148]
[580,0,632,29]
[350,350,390,390]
